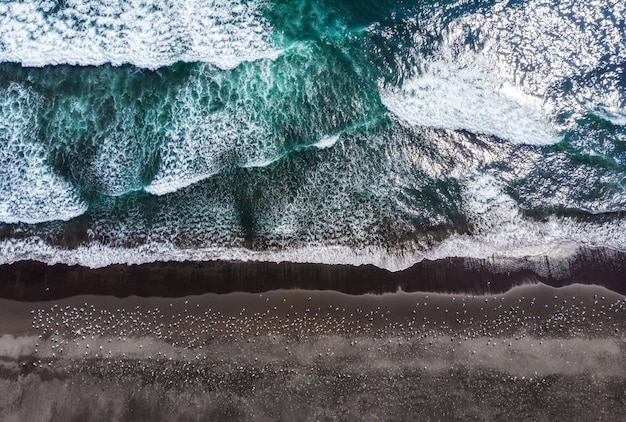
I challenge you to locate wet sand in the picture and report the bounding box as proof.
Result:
[1,283,625,421]
[1,246,626,301]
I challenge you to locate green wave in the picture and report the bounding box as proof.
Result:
[0,38,384,199]
[1,0,625,265]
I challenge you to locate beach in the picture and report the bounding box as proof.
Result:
[1,246,626,301]
[1,257,625,420]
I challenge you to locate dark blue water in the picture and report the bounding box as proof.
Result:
[0,0,625,269]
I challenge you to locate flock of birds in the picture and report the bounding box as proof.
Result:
[25,289,626,377]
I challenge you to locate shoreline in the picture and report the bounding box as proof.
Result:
[1,246,625,301]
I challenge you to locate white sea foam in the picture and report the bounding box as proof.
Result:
[88,120,155,196]
[380,59,559,145]
[240,155,285,168]
[145,172,219,196]
[314,134,340,149]
[381,0,625,141]
[0,84,87,224]
[2,212,626,272]
[2,0,625,266]
[0,237,420,272]
[144,84,281,196]
[0,0,278,69]
[144,54,346,196]
[440,0,626,119]
[425,174,626,263]
[596,107,626,126]
[5,130,625,268]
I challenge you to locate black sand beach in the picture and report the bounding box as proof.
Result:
[1,254,625,420]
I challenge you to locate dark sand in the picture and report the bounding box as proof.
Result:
[1,281,625,421]
[1,246,626,301]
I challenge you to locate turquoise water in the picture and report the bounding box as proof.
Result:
[0,0,625,269]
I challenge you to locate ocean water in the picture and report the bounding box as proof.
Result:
[1,0,625,270]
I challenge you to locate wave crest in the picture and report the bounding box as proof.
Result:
[0,0,279,69]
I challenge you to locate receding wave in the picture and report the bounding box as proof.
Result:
[2,216,626,272]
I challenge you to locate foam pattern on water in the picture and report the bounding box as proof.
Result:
[0,42,379,201]
[428,175,626,263]
[2,122,625,270]
[380,57,559,145]
[0,0,277,69]
[0,0,625,267]
[445,0,625,119]
[379,0,625,143]
[0,84,86,224]
[147,46,380,195]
